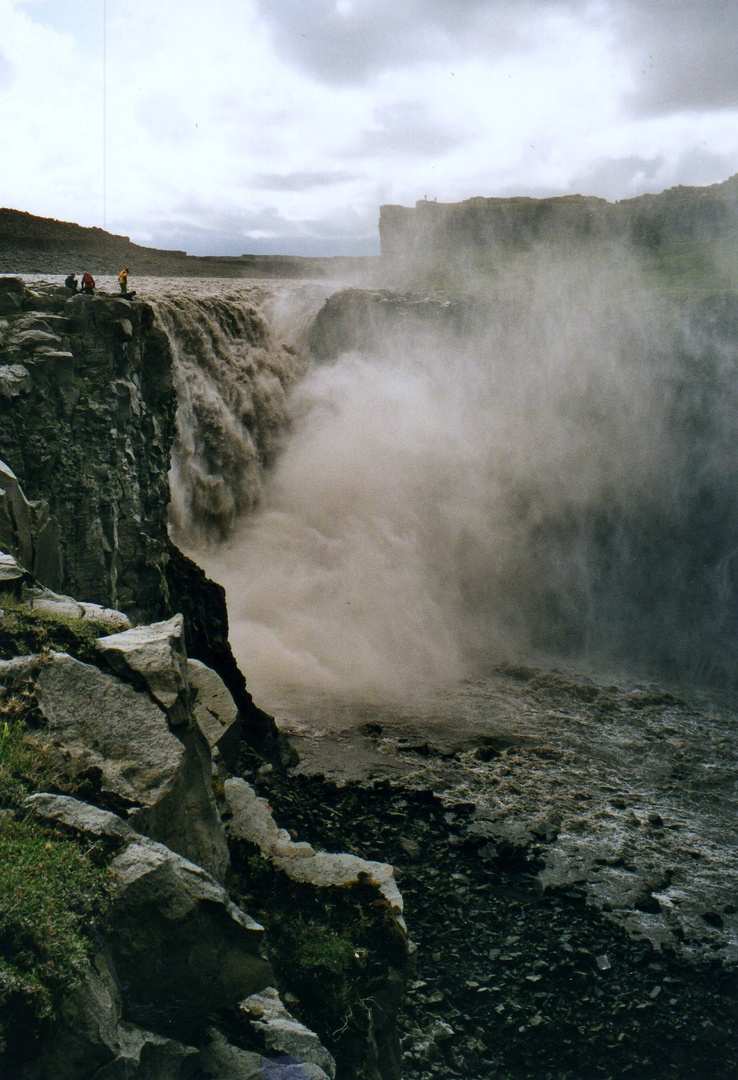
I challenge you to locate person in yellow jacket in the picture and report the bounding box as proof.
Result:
[118,267,129,295]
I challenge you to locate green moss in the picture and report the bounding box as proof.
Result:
[229,846,405,1054]
[0,814,113,1053]
[0,595,112,663]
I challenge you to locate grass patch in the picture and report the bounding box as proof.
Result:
[0,602,117,1062]
[0,813,113,1056]
[228,847,406,1063]
[0,595,112,663]
[0,687,49,808]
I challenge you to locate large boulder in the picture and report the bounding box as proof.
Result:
[25,795,273,1068]
[96,616,231,880]
[107,836,271,1020]
[96,615,191,726]
[32,648,228,879]
[187,656,242,766]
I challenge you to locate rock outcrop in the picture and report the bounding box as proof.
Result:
[379,174,738,277]
[0,280,276,753]
[0,516,407,1077]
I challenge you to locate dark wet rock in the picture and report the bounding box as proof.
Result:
[0,275,24,313]
[37,952,201,1080]
[107,835,271,1021]
[253,663,738,1079]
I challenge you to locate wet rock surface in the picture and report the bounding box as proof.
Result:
[251,664,738,1078]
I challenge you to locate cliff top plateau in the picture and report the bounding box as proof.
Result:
[0,207,375,280]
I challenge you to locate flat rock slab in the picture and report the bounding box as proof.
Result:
[225,778,404,929]
[187,657,241,759]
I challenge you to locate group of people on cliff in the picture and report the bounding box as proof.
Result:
[64,269,133,297]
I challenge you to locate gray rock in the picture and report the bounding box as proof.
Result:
[10,328,62,350]
[239,987,336,1078]
[0,653,42,683]
[39,951,201,1080]
[188,657,241,763]
[33,650,229,879]
[114,318,134,341]
[201,1028,333,1080]
[34,651,184,808]
[25,583,132,629]
[0,460,34,570]
[24,791,134,841]
[0,363,31,398]
[108,836,272,1016]
[97,615,190,724]
[224,778,405,931]
[11,313,71,332]
[0,549,28,590]
[96,618,231,880]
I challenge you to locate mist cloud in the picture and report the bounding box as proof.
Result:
[199,244,728,705]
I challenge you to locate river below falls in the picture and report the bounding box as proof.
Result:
[245,662,738,1079]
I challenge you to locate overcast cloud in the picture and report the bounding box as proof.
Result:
[1,0,737,255]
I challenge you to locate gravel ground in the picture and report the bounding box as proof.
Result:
[253,770,738,1079]
[246,664,738,1079]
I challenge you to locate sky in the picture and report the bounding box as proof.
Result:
[2,0,738,256]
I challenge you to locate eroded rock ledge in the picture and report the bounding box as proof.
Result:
[0,547,407,1079]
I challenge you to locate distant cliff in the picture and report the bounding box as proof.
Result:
[379,175,738,285]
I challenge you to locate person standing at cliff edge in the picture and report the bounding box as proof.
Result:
[118,267,129,295]
[80,272,95,295]
[64,272,78,292]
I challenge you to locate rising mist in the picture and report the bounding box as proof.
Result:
[158,247,738,704]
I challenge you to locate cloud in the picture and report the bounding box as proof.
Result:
[252,0,507,85]
[615,0,738,116]
[353,101,467,158]
[252,169,360,191]
[3,0,738,254]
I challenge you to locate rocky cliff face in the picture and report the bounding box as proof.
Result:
[379,174,738,273]
[0,272,409,1078]
[0,276,277,753]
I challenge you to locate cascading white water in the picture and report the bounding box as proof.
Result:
[149,280,329,547]
[151,256,738,713]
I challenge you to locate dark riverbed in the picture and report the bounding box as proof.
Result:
[248,663,738,1078]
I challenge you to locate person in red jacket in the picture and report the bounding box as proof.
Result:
[81,272,95,295]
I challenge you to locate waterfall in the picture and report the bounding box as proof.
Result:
[149,283,327,547]
[155,262,738,705]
